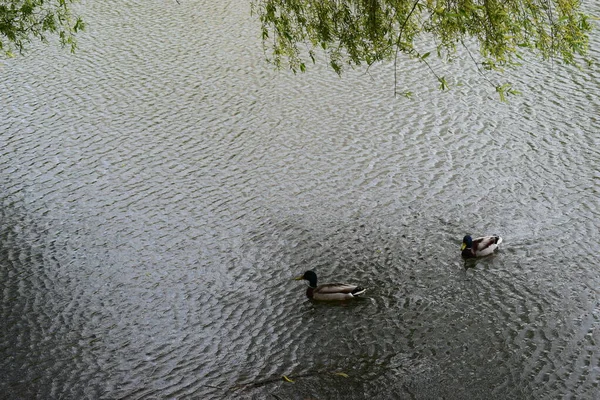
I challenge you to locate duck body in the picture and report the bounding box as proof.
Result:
[461,235,502,258]
[294,270,366,301]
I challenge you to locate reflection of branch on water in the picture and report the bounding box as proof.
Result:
[230,370,349,392]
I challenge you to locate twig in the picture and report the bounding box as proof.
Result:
[230,370,349,391]
[201,384,224,390]
[460,40,496,88]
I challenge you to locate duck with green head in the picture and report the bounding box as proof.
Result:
[461,235,503,258]
[294,270,366,301]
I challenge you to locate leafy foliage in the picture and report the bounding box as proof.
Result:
[0,0,84,57]
[251,0,593,97]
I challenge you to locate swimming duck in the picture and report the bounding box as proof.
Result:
[461,235,503,258]
[293,270,366,301]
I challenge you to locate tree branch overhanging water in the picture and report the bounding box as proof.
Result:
[251,0,594,99]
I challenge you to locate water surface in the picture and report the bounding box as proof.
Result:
[1,1,599,399]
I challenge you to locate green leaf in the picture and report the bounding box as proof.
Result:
[495,83,520,102]
[438,76,449,91]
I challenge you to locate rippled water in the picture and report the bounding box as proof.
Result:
[1,1,600,399]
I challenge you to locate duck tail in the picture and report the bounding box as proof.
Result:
[495,236,503,245]
[352,287,366,297]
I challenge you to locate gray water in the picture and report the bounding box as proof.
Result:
[1,1,600,399]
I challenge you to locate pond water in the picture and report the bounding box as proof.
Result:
[1,1,599,399]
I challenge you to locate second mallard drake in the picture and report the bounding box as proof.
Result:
[461,235,503,258]
[294,270,366,301]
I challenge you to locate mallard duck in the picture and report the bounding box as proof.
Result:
[461,235,503,258]
[293,270,366,301]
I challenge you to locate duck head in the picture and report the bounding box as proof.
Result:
[461,235,473,251]
[294,270,318,288]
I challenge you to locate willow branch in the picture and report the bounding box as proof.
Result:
[394,0,421,97]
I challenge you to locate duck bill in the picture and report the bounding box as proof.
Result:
[460,243,467,251]
[293,275,304,281]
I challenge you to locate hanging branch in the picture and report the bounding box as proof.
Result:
[393,0,421,97]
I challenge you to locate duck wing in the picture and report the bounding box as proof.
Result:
[316,283,361,294]
[312,283,366,300]
[472,236,502,255]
